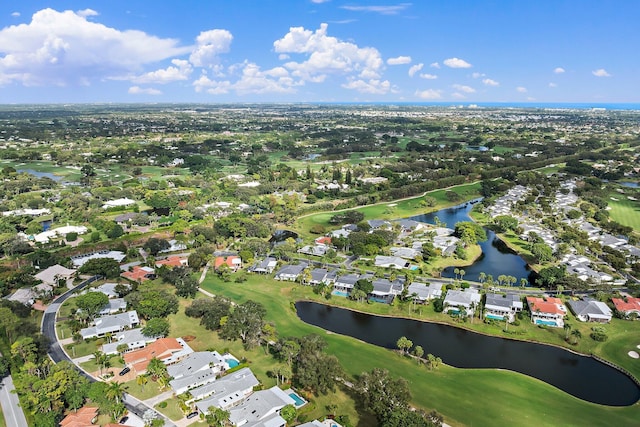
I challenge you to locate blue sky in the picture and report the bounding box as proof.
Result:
[0,1,637,103]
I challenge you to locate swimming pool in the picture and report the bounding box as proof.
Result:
[485,313,504,320]
[535,319,558,327]
[226,358,240,368]
[288,392,306,407]
[332,291,348,297]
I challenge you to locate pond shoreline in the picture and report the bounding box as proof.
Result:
[295,299,640,407]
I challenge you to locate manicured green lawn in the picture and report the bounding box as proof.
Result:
[155,399,185,421]
[124,377,164,401]
[607,193,640,232]
[199,274,640,427]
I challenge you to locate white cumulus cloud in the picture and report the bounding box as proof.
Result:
[189,29,233,68]
[0,8,191,87]
[430,62,440,69]
[516,86,527,93]
[419,73,437,80]
[128,86,162,95]
[11,12,20,18]
[408,63,423,77]
[554,67,565,74]
[415,89,442,99]
[387,55,411,65]
[482,78,499,86]
[342,78,391,94]
[592,68,611,77]
[443,57,472,68]
[274,23,383,82]
[452,84,475,93]
[194,62,302,95]
[471,72,485,78]
[133,59,192,84]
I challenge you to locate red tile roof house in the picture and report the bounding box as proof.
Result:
[155,256,188,268]
[611,297,640,319]
[214,256,242,272]
[121,265,156,282]
[60,406,99,427]
[123,337,191,375]
[526,296,567,327]
[314,236,332,246]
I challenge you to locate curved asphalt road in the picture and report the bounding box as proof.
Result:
[42,276,176,426]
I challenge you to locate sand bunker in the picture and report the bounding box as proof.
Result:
[628,351,639,359]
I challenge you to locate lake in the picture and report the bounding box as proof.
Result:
[410,200,535,283]
[17,168,63,182]
[296,301,640,406]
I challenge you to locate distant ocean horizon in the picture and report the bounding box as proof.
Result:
[0,102,639,111]
[325,102,640,111]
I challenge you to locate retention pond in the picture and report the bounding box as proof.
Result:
[296,301,640,406]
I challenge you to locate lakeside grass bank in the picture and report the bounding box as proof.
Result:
[200,274,640,427]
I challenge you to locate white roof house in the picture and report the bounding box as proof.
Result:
[194,367,259,411]
[80,310,140,340]
[443,288,481,316]
[102,328,156,355]
[102,198,136,209]
[407,282,442,302]
[229,386,296,427]
[25,225,88,243]
[34,264,76,287]
[168,351,227,395]
[374,255,408,269]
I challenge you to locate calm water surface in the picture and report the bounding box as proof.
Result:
[296,301,640,406]
[410,200,535,283]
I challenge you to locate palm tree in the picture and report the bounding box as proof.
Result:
[413,345,424,364]
[453,268,460,281]
[563,323,572,341]
[479,272,486,284]
[497,275,507,286]
[92,350,106,375]
[520,278,528,288]
[570,329,582,345]
[459,269,466,282]
[137,374,149,392]
[105,381,126,403]
[556,284,564,297]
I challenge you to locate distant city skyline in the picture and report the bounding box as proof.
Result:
[0,1,638,103]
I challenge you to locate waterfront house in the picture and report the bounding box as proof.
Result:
[214,255,242,272]
[407,282,443,303]
[308,268,336,286]
[228,385,297,427]
[369,278,404,303]
[248,257,277,274]
[526,296,567,327]
[611,296,640,318]
[443,288,481,316]
[333,273,361,294]
[484,293,523,322]
[567,298,612,323]
[274,263,307,281]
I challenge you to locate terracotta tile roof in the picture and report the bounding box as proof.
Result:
[315,236,332,245]
[526,296,566,316]
[121,266,155,282]
[155,256,185,268]
[214,256,241,269]
[123,337,182,373]
[612,297,640,313]
[60,406,99,427]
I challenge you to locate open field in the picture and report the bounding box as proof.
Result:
[608,193,640,232]
[200,274,640,427]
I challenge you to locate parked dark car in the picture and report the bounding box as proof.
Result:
[119,415,129,424]
[119,367,131,376]
[187,411,199,419]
